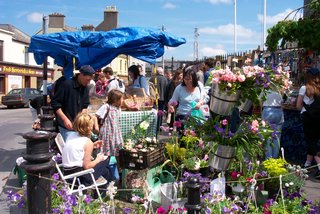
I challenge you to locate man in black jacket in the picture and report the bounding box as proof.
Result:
[51,65,95,141]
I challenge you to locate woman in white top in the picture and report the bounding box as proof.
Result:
[62,113,113,187]
[296,68,320,179]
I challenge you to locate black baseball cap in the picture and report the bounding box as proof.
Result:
[79,65,95,76]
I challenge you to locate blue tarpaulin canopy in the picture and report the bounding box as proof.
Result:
[29,27,186,79]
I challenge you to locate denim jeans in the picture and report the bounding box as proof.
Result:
[58,126,75,142]
[262,107,284,159]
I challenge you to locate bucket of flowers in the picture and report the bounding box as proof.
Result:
[201,116,276,172]
[208,66,244,116]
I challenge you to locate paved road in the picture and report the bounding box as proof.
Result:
[0,106,32,194]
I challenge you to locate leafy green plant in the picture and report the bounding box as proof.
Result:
[266,1,320,52]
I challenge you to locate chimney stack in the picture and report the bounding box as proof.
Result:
[81,24,95,31]
[95,6,118,31]
[48,13,65,28]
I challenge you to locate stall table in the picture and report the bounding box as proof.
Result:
[120,109,157,138]
[280,104,307,164]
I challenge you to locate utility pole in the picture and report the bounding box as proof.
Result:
[161,25,165,69]
[262,0,267,51]
[42,15,49,105]
[234,0,237,57]
[194,28,200,62]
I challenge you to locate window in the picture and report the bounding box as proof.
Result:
[25,46,29,65]
[0,74,5,94]
[37,77,43,90]
[25,76,30,88]
[0,41,3,61]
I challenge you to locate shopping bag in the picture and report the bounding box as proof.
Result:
[200,104,210,118]
[210,176,226,196]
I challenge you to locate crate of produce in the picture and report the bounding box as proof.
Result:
[119,144,165,170]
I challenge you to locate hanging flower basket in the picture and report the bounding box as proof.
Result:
[209,84,240,116]
[209,144,235,171]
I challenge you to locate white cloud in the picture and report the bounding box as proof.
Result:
[27,12,43,23]
[199,24,257,38]
[200,46,226,57]
[207,0,232,4]
[257,8,303,26]
[163,2,176,9]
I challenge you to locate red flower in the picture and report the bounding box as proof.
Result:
[173,121,182,128]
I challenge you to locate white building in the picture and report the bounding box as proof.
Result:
[0,25,54,98]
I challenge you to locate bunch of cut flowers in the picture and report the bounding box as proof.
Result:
[123,120,159,153]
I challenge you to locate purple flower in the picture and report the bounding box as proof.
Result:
[52,173,59,181]
[157,110,165,116]
[51,184,57,191]
[63,207,72,214]
[52,208,60,214]
[17,200,26,209]
[84,195,92,204]
[223,206,231,213]
[122,207,132,213]
[261,171,267,177]
[67,194,77,206]
[205,207,211,214]
[231,203,240,211]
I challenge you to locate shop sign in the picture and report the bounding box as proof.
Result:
[0,65,52,77]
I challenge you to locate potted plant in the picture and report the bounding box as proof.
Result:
[202,116,276,173]
[208,66,245,115]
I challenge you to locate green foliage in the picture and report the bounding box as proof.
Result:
[266,3,320,52]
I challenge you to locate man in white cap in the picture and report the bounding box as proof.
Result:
[51,65,96,141]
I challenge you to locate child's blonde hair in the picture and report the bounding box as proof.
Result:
[73,113,93,137]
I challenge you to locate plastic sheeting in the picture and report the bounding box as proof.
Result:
[28,27,186,79]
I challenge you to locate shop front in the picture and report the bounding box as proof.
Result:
[0,62,54,98]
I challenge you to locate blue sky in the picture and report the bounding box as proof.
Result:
[0,0,303,61]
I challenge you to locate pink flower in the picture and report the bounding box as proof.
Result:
[169,100,178,107]
[160,126,170,132]
[157,110,165,116]
[220,119,228,126]
[156,206,166,214]
[173,121,182,128]
[198,140,204,148]
[203,154,209,161]
[237,74,246,82]
[250,119,259,133]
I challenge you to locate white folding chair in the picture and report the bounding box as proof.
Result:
[54,133,108,201]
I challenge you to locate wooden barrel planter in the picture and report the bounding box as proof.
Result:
[209,84,240,116]
[209,144,235,171]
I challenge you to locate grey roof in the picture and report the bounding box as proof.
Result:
[35,25,78,35]
[0,24,30,44]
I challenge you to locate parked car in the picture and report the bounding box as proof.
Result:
[1,88,42,109]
